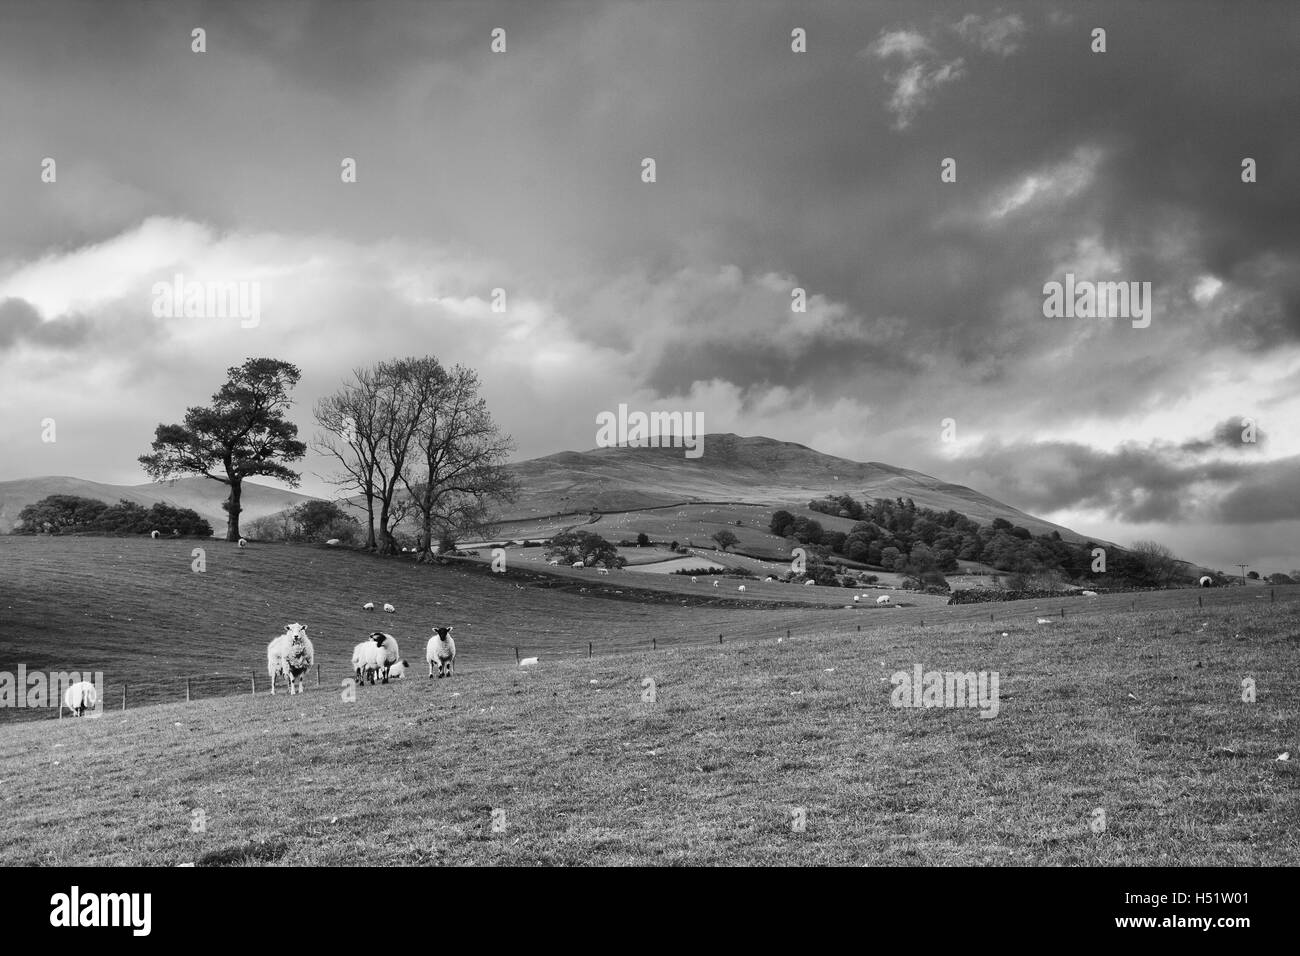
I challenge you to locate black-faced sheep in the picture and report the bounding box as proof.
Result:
[427,626,456,678]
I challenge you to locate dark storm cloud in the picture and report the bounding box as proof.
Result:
[0,298,92,351]
[951,438,1294,525]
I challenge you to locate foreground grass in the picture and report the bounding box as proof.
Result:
[1,598,1296,865]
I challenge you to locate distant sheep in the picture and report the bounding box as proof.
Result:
[572,561,584,568]
[427,626,456,678]
[238,538,247,549]
[1082,590,1098,597]
[62,680,98,717]
[876,595,891,605]
[548,559,560,566]
[737,585,746,592]
[712,580,719,588]
[267,623,315,695]
[519,657,539,667]
[172,529,180,537]
[383,603,396,614]
[804,580,816,587]
[597,567,609,575]
[150,530,160,540]
[853,596,860,603]
[691,577,698,583]
[764,577,774,582]
[363,602,375,611]
[1199,576,1213,587]
[326,538,341,546]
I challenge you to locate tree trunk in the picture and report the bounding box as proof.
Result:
[377,497,397,554]
[364,492,376,550]
[225,478,243,541]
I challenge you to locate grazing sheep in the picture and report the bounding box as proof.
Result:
[1036,617,1054,624]
[764,577,774,582]
[572,561,584,568]
[326,538,341,546]
[1081,590,1098,597]
[150,530,160,540]
[691,577,698,583]
[383,603,396,614]
[737,585,746,592]
[369,631,400,682]
[853,596,860,603]
[352,640,387,685]
[804,580,816,587]
[363,602,375,611]
[1199,576,1213,587]
[548,559,560,566]
[62,681,98,717]
[519,657,539,667]
[267,623,315,695]
[597,567,609,575]
[712,580,719,588]
[426,626,456,678]
[238,538,247,549]
[876,595,891,605]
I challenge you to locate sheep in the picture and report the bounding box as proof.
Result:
[368,631,400,682]
[267,623,314,695]
[326,538,341,546]
[597,567,609,575]
[150,530,160,540]
[427,626,456,678]
[519,657,539,667]
[804,580,816,587]
[172,529,180,537]
[1199,576,1213,588]
[853,596,860,603]
[764,576,775,582]
[387,659,411,680]
[876,595,891,605]
[62,680,98,717]
[363,602,375,611]
[712,580,719,588]
[572,561,584,568]
[1081,590,1098,597]
[352,640,387,685]
[383,603,396,614]
[691,577,698,583]
[737,585,746,592]
[548,559,560,566]
[238,538,247,549]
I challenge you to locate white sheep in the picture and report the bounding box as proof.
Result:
[368,631,401,683]
[691,577,698,583]
[1199,576,1213,587]
[387,659,410,680]
[712,580,719,588]
[326,538,341,546]
[238,538,247,549]
[597,567,609,575]
[363,602,375,611]
[573,561,584,568]
[1082,590,1098,597]
[519,657,539,667]
[427,626,456,678]
[352,640,387,685]
[737,585,746,592]
[764,576,774,582]
[853,596,860,603]
[62,680,98,717]
[267,623,315,695]
[876,595,891,605]
[150,530,160,540]
[804,580,816,587]
[548,559,560,566]
[383,603,396,614]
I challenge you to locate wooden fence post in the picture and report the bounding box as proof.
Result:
[251,673,256,696]
[1198,594,1203,608]
[186,678,191,702]
[122,684,127,711]
[316,664,321,687]
[514,646,519,663]
[718,633,723,644]
[1060,607,1065,618]
[588,641,592,658]
[652,637,656,650]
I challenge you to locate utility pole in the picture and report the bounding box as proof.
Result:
[1235,564,1249,586]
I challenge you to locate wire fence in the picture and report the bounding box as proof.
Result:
[2,586,1289,725]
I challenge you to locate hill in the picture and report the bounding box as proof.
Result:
[0,475,316,535]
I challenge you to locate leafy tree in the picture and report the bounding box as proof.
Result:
[1246,570,1260,580]
[711,529,738,551]
[291,500,358,542]
[140,358,306,541]
[636,532,650,547]
[15,495,107,532]
[770,510,795,537]
[547,530,622,568]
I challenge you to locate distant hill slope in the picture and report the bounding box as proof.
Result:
[499,433,1097,543]
[0,476,315,534]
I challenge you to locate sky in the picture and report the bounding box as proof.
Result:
[1,0,1297,573]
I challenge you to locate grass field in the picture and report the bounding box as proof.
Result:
[1,535,1296,865]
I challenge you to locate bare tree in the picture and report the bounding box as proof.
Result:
[400,364,519,563]
[1130,539,1179,587]
[314,365,386,550]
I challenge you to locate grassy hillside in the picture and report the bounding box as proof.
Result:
[1,587,1295,865]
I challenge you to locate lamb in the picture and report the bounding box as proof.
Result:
[267,623,315,695]
[386,659,411,680]
[62,680,98,717]
[427,626,456,678]
[876,595,891,605]
[352,640,387,685]
[368,631,401,682]
[383,603,396,614]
